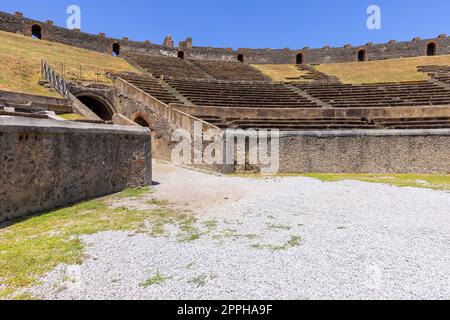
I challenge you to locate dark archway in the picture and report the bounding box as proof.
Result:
[237,54,244,63]
[427,42,437,56]
[77,95,113,121]
[296,53,304,65]
[178,51,185,59]
[357,49,366,62]
[31,24,42,39]
[134,116,150,127]
[112,43,120,56]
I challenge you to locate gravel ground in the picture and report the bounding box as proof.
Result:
[31,163,450,300]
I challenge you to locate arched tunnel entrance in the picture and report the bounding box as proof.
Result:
[31,24,42,39]
[134,116,150,127]
[76,95,114,121]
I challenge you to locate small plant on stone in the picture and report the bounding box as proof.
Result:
[267,223,291,231]
[189,273,217,287]
[140,270,172,287]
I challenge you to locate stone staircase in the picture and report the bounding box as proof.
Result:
[183,59,216,79]
[286,64,341,84]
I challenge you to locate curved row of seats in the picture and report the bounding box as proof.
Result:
[119,71,450,110]
[125,53,210,79]
[371,116,450,129]
[417,65,450,86]
[292,81,450,108]
[434,74,450,85]
[118,71,450,110]
[189,59,269,81]
[164,77,320,108]
[119,73,183,105]
[417,65,450,74]
[192,115,450,131]
[124,53,270,81]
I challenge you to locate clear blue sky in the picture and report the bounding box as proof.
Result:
[1,0,449,49]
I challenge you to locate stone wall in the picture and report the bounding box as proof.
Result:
[0,115,152,223]
[172,104,450,120]
[0,89,72,114]
[114,77,220,161]
[117,92,175,161]
[113,79,450,175]
[1,11,449,64]
[276,130,450,174]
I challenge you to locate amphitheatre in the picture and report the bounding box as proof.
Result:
[0,10,449,300]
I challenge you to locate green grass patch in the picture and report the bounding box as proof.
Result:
[231,173,450,191]
[176,214,201,243]
[301,173,450,191]
[267,223,291,231]
[202,220,219,230]
[117,187,151,199]
[0,188,190,300]
[251,235,302,252]
[146,199,170,206]
[185,263,195,270]
[286,236,302,248]
[189,273,218,288]
[140,270,172,287]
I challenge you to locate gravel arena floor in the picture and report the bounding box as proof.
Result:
[31,163,450,300]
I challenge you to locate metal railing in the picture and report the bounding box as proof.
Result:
[44,59,112,83]
[41,60,69,98]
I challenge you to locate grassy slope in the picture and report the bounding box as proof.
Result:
[252,64,308,82]
[316,55,450,84]
[0,30,139,97]
[253,55,450,84]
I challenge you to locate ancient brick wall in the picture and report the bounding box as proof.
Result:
[1,11,449,64]
[0,11,169,56]
[0,116,152,223]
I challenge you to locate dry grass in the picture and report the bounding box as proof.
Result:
[316,54,450,84]
[58,113,86,121]
[252,55,450,84]
[0,30,139,97]
[251,64,308,82]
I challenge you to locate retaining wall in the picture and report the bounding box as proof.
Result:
[171,104,450,120]
[0,116,152,223]
[275,129,450,174]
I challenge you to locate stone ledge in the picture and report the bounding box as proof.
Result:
[225,128,450,138]
[0,115,151,136]
[277,128,450,138]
